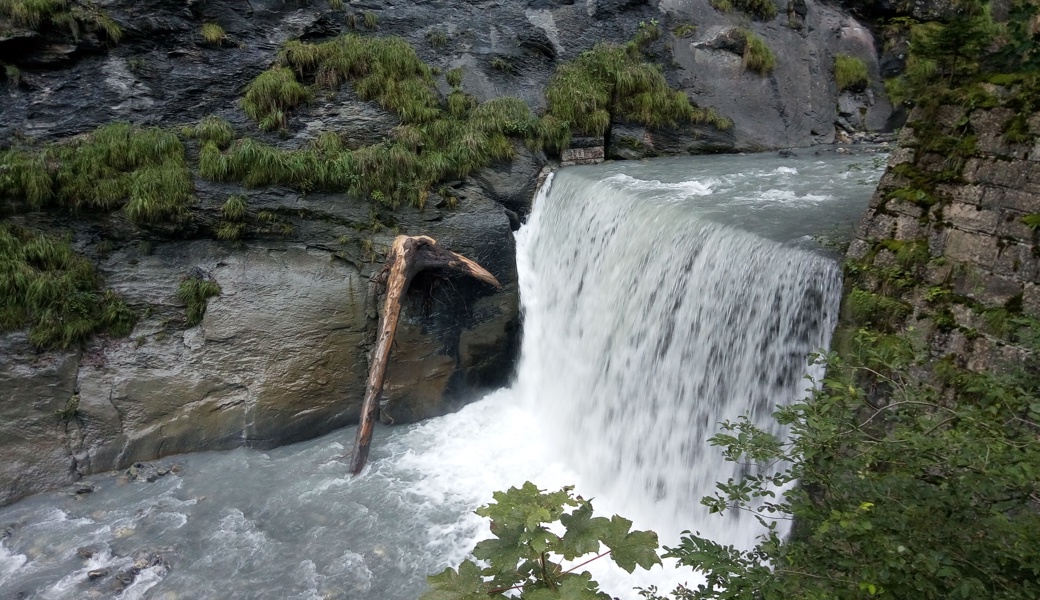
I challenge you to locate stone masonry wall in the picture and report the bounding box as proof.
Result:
[847,99,1040,370]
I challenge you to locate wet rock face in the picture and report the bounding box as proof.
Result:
[0,182,518,506]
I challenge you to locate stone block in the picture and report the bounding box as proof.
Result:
[887,146,915,168]
[994,188,1040,213]
[894,214,924,240]
[887,199,924,218]
[944,202,1000,234]
[858,213,897,240]
[957,273,1023,308]
[1023,283,1040,318]
[1027,112,1040,135]
[847,238,870,260]
[925,262,953,284]
[935,184,984,206]
[933,105,967,129]
[561,146,605,166]
[996,210,1037,242]
[944,229,998,266]
[992,242,1039,281]
[928,227,947,257]
[971,108,1015,156]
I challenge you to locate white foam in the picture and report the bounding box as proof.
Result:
[606,173,716,197]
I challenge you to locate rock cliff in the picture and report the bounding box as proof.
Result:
[1,0,895,505]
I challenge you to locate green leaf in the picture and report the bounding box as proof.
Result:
[559,502,609,559]
[600,516,661,573]
[422,560,491,600]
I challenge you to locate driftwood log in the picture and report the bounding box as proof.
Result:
[349,235,501,475]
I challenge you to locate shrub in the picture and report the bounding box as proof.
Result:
[835,54,869,91]
[177,275,221,326]
[0,224,136,349]
[240,67,313,131]
[738,28,776,75]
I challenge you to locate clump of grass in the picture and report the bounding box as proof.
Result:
[427,29,449,49]
[177,275,221,326]
[490,57,512,72]
[544,38,731,140]
[240,66,313,131]
[200,22,226,45]
[0,224,136,349]
[1,123,194,224]
[446,67,464,88]
[327,0,343,9]
[1,0,122,42]
[221,194,247,220]
[738,28,776,75]
[710,0,777,20]
[215,221,245,241]
[631,19,661,48]
[184,115,235,149]
[363,11,378,29]
[673,23,697,38]
[3,63,21,86]
[835,54,869,91]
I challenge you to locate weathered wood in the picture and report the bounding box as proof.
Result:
[349,235,500,475]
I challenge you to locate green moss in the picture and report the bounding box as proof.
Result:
[738,28,775,76]
[835,54,869,91]
[241,66,313,131]
[177,276,221,326]
[1,123,193,224]
[0,224,136,349]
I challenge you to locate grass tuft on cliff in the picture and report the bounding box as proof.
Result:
[544,36,731,141]
[241,67,313,131]
[738,28,776,76]
[0,123,194,224]
[0,224,136,350]
[835,54,869,91]
[200,22,226,45]
[0,0,122,42]
[709,0,777,20]
[177,276,221,327]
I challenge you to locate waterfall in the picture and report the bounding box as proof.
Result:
[0,153,880,600]
[513,168,842,541]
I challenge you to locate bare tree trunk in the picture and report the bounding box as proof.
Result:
[349,235,501,476]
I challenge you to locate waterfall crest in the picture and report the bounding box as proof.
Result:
[513,169,842,540]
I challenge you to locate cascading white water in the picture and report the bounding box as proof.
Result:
[513,169,841,541]
[0,152,883,600]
